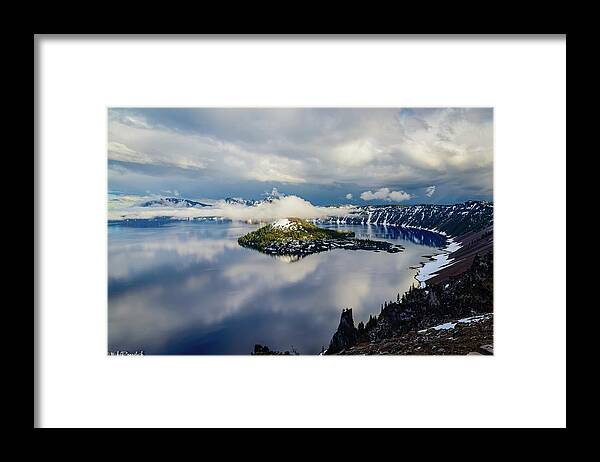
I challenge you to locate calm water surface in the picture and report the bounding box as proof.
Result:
[108,221,446,355]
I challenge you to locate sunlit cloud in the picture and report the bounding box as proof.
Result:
[360,187,412,202]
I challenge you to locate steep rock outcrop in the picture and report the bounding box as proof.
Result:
[325,308,359,354]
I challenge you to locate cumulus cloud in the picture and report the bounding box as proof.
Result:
[345,193,353,199]
[425,185,436,197]
[360,187,412,202]
[389,190,412,202]
[220,195,348,221]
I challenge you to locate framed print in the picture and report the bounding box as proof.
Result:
[107,107,494,356]
[35,35,566,428]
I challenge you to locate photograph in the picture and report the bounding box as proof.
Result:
[108,107,494,356]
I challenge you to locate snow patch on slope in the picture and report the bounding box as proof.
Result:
[418,314,491,333]
[271,218,297,230]
[415,237,463,288]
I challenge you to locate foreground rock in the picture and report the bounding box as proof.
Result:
[326,309,359,354]
[337,314,493,355]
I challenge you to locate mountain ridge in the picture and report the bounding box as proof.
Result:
[316,200,493,236]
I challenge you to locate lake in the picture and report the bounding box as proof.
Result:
[108,221,447,355]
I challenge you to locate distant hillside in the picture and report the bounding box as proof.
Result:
[319,200,493,236]
[224,197,262,206]
[140,197,210,208]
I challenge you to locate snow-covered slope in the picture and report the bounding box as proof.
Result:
[317,200,493,237]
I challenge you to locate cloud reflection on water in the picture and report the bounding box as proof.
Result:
[108,222,443,354]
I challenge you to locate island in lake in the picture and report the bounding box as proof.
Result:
[238,218,404,258]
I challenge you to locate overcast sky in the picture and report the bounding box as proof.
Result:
[108,108,493,205]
